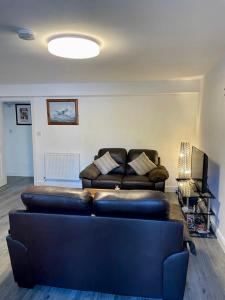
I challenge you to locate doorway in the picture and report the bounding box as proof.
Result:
[3,102,34,183]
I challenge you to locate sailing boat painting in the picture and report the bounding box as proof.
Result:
[47,99,79,125]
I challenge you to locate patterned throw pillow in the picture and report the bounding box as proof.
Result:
[128,152,157,175]
[94,151,119,175]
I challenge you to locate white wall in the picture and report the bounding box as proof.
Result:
[0,102,7,186]
[31,93,199,190]
[0,81,200,190]
[0,80,200,97]
[198,58,225,250]
[3,103,33,177]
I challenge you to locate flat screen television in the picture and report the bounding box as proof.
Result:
[191,146,208,193]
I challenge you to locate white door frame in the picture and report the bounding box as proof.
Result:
[0,98,36,186]
[0,102,7,187]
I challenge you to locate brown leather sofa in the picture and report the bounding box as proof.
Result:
[7,186,189,299]
[80,148,169,192]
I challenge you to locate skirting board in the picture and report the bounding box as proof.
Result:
[7,171,34,177]
[165,185,177,192]
[35,179,82,188]
[211,219,225,254]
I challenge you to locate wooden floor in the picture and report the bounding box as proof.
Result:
[1,177,225,300]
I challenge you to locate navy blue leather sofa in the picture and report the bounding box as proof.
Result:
[7,186,189,300]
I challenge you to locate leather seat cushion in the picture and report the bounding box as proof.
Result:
[92,174,123,189]
[93,190,169,220]
[21,186,92,215]
[122,175,155,190]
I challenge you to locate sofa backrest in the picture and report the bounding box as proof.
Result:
[126,149,159,175]
[21,186,92,215]
[97,148,127,174]
[93,190,169,220]
[21,187,169,221]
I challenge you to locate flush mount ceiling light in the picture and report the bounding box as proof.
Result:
[47,35,100,59]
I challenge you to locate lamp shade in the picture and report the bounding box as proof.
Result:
[178,142,191,179]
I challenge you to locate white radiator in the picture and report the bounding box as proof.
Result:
[44,153,80,181]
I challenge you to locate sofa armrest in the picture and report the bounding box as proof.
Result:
[158,157,161,166]
[169,203,196,255]
[7,235,35,288]
[163,248,189,300]
[183,226,196,255]
[80,163,100,180]
[148,166,169,183]
[154,181,165,192]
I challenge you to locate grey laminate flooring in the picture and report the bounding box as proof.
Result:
[0,177,225,300]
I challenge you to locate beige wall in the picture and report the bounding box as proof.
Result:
[31,93,199,190]
[198,57,225,251]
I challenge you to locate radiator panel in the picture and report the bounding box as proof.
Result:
[44,153,80,181]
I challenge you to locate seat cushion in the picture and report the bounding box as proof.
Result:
[21,186,92,215]
[126,149,158,175]
[122,175,155,190]
[97,148,127,175]
[92,174,123,189]
[93,190,169,220]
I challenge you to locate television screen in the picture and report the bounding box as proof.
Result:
[191,146,208,193]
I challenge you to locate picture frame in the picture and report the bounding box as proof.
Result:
[46,99,79,125]
[15,104,32,125]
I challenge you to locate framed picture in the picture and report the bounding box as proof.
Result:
[15,104,32,125]
[46,99,79,125]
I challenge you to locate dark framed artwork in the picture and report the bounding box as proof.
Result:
[46,99,79,125]
[15,104,32,125]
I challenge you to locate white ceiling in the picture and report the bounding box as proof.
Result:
[1,0,225,84]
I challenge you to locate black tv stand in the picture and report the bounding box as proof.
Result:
[176,178,215,238]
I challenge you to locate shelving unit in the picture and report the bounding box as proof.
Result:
[176,178,216,238]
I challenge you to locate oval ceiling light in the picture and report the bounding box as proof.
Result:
[48,36,100,59]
